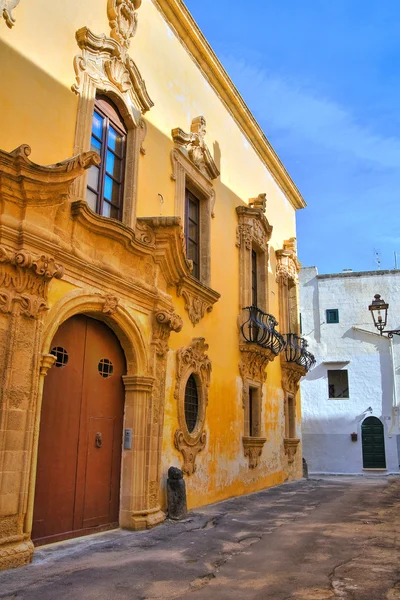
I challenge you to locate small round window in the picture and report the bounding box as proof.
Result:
[51,346,69,368]
[184,374,199,434]
[98,358,114,378]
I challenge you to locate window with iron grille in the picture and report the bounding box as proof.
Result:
[184,374,199,433]
[185,189,200,279]
[86,96,127,221]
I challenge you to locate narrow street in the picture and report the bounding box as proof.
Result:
[0,477,399,600]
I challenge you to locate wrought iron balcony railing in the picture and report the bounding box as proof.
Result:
[283,333,316,371]
[241,306,285,356]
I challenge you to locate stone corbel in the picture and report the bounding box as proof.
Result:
[281,363,305,396]
[1,0,20,28]
[242,436,266,469]
[239,345,273,383]
[284,438,300,464]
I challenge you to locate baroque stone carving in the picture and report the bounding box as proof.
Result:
[1,0,20,28]
[284,438,300,464]
[236,202,272,254]
[174,338,211,475]
[72,26,153,115]
[0,247,64,319]
[171,117,220,182]
[242,436,267,469]
[152,309,183,357]
[103,295,119,315]
[276,237,301,285]
[177,278,219,326]
[281,363,305,396]
[239,345,273,383]
[107,0,141,49]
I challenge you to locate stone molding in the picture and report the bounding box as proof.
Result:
[152,308,183,357]
[174,338,211,475]
[284,438,300,464]
[72,27,153,115]
[107,0,141,49]
[39,354,56,377]
[275,237,301,285]
[0,144,99,206]
[0,246,64,318]
[1,0,20,28]
[242,436,267,469]
[171,116,219,183]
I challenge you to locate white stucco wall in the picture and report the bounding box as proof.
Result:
[300,267,400,474]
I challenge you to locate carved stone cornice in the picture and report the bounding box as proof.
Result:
[107,0,141,49]
[152,308,183,358]
[276,237,301,285]
[171,116,220,182]
[239,344,274,383]
[1,0,20,28]
[281,363,306,395]
[0,145,99,206]
[0,246,64,318]
[174,338,211,475]
[72,26,153,115]
[236,202,272,254]
[177,276,221,326]
[242,436,266,469]
[284,438,300,464]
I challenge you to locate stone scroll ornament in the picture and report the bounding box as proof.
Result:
[107,0,142,49]
[1,0,20,28]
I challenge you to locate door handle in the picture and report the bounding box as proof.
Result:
[95,432,102,448]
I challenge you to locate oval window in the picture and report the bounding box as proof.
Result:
[184,374,199,434]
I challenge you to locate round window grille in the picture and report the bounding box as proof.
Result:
[184,374,199,434]
[98,358,114,378]
[51,346,69,368]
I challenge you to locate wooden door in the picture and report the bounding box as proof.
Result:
[32,315,126,545]
[362,416,386,469]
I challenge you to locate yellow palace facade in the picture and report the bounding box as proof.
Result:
[0,0,314,569]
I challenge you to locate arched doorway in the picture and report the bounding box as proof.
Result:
[361,417,386,469]
[32,315,126,545]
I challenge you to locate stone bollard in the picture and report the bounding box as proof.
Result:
[302,457,309,479]
[167,466,187,520]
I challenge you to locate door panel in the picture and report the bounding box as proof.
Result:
[362,417,386,469]
[33,315,125,545]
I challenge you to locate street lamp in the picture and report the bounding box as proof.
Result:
[368,294,400,337]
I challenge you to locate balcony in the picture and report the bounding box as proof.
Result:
[283,333,315,372]
[240,306,285,356]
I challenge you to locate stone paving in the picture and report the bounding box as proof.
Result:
[0,476,399,599]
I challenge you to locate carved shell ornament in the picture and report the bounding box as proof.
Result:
[107,0,141,49]
[1,0,20,28]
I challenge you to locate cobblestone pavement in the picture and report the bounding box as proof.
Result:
[0,476,399,599]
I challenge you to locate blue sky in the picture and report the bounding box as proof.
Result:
[184,0,400,274]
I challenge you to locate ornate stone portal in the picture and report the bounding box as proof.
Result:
[174,338,211,475]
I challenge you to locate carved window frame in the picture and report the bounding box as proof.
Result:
[236,196,273,313]
[72,26,152,230]
[174,338,211,475]
[244,381,262,438]
[284,393,296,439]
[276,238,301,335]
[171,148,214,287]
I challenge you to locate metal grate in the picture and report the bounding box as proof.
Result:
[51,346,69,368]
[98,358,114,378]
[184,374,199,434]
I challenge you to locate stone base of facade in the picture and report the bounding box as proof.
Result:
[121,508,166,531]
[0,539,34,571]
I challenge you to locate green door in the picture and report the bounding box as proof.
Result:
[361,417,386,469]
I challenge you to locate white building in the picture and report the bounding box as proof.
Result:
[300,267,400,475]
